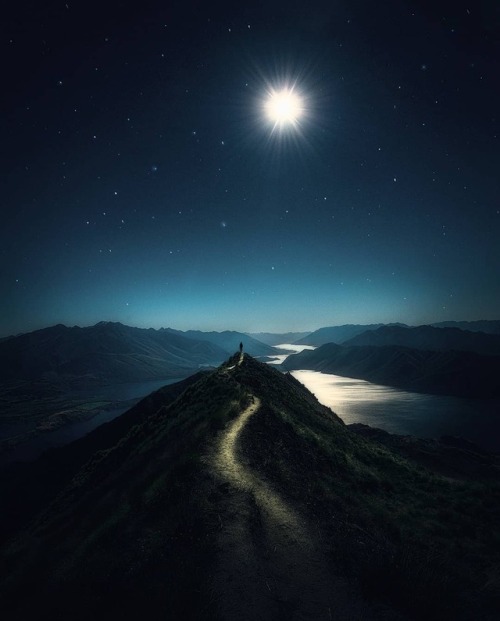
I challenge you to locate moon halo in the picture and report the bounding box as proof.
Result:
[264,87,304,130]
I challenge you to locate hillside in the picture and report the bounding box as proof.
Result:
[245,331,311,345]
[163,328,276,357]
[294,323,406,346]
[0,322,228,383]
[285,342,500,397]
[0,355,498,620]
[345,325,500,355]
[0,372,207,543]
[432,320,500,334]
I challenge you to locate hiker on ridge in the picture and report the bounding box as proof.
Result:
[239,341,243,353]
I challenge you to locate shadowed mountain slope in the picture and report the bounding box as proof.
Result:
[0,356,498,620]
[432,320,500,334]
[0,372,208,544]
[0,322,227,383]
[163,328,276,357]
[294,323,406,346]
[285,342,500,397]
[245,331,311,345]
[345,324,500,355]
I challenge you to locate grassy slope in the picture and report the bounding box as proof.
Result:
[0,372,208,545]
[0,355,498,620]
[227,356,500,619]
[0,363,253,620]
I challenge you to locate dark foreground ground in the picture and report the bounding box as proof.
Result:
[0,355,498,620]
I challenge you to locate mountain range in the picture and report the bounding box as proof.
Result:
[245,331,311,345]
[293,323,402,346]
[0,355,498,620]
[344,324,500,355]
[3,321,500,387]
[163,327,276,357]
[285,342,500,398]
[295,321,500,348]
[0,322,260,384]
[431,320,500,334]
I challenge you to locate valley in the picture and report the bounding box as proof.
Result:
[0,377,183,463]
[2,320,500,463]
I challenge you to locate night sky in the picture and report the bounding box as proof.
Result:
[2,0,499,337]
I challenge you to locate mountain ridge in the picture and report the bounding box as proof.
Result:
[1,355,498,620]
[285,342,500,397]
[294,323,408,346]
[162,327,275,357]
[431,320,500,334]
[245,331,311,345]
[0,322,228,384]
[344,324,500,355]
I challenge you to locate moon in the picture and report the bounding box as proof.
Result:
[264,87,304,130]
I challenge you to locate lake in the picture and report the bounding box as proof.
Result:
[267,343,316,365]
[5,348,500,463]
[0,377,183,464]
[291,369,500,453]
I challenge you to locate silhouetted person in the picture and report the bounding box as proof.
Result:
[239,341,243,353]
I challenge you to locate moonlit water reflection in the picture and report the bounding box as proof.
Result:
[267,343,316,365]
[291,370,500,452]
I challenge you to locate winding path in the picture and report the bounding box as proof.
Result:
[209,356,371,620]
[214,394,305,540]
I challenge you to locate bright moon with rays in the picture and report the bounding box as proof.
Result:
[264,87,304,129]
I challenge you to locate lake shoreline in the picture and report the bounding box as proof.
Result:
[290,368,500,453]
[0,377,184,465]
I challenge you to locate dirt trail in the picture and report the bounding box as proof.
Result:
[209,361,372,621]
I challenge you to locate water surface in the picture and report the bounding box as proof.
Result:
[267,343,316,365]
[292,370,500,452]
[1,377,182,464]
